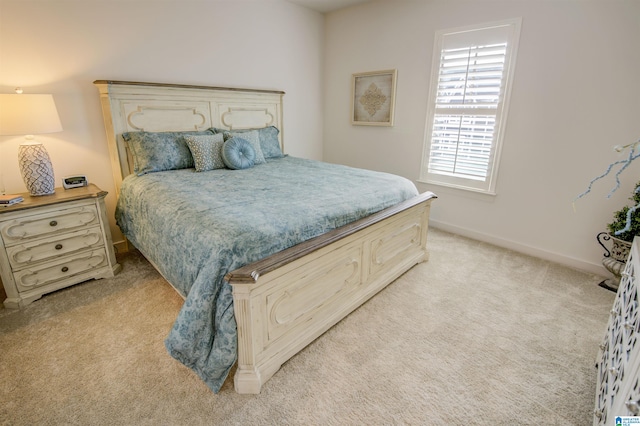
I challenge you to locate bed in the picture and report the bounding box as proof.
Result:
[94,80,437,394]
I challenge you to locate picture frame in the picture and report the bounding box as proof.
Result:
[351,69,397,126]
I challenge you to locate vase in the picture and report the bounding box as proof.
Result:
[597,232,632,291]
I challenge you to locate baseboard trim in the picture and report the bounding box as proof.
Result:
[429,220,607,277]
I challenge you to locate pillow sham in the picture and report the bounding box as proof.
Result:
[222,137,256,170]
[184,133,225,172]
[212,126,283,159]
[222,130,266,165]
[122,130,213,175]
[255,126,284,159]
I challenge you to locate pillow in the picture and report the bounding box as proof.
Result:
[184,133,225,172]
[122,130,213,175]
[256,126,284,159]
[222,137,256,170]
[212,126,283,159]
[222,130,266,165]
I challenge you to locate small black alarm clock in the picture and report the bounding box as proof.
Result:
[62,175,88,189]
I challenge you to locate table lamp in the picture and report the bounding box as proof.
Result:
[0,89,62,196]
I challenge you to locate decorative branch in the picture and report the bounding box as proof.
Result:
[575,141,640,200]
[575,140,640,237]
[618,199,640,235]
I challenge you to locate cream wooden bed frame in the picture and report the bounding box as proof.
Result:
[94,80,436,394]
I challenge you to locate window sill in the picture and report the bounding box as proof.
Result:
[416,178,497,197]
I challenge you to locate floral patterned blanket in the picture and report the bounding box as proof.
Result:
[116,156,418,392]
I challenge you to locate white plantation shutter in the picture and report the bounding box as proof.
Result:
[429,114,497,180]
[429,44,506,180]
[421,20,521,193]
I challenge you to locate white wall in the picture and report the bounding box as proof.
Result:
[3,0,639,277]
[324,0,640,275]
[0,0,324,243]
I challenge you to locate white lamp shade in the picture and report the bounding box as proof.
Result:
[0,93,62,196]
[0,94,63,136]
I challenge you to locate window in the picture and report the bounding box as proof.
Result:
[420,19,521,194]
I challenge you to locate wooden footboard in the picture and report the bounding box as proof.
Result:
[225,191,436,394]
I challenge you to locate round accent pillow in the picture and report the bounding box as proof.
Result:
[222,137,256,170]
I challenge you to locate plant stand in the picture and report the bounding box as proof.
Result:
[597,232,632,292]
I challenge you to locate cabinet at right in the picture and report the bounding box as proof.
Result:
[594,237,640,424]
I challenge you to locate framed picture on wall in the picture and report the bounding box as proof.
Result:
[351,69,397,126]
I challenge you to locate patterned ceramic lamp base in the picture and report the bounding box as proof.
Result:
[18,142,55,196]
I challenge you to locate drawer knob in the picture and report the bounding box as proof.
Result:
[626,400,640,415]
[49,220,58,227]
[609,367,619,377]
[61,266,69,273]
[55,244,63,250]
[594,408,603,419]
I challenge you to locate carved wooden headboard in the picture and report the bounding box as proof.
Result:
[94,80,285,197]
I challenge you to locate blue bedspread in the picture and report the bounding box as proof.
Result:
[116,156,418,392]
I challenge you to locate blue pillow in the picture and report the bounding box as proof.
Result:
[222,137,256,170]
[122,130,213,175]
[222,130,266,165]
[211,126,283,159]
[253,126,283,159]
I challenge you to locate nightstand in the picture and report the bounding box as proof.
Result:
[0,184,121,308]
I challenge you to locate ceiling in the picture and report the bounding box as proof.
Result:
[287,0,371,13]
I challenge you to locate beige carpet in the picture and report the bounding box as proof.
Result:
[0,228,615,425]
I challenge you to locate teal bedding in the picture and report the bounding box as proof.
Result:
[115,156,419,392]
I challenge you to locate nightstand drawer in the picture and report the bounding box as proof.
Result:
[0,204,100,245]
[13,249,109,292]
[6,227,105,270]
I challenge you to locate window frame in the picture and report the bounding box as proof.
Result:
[419,18,522,195]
